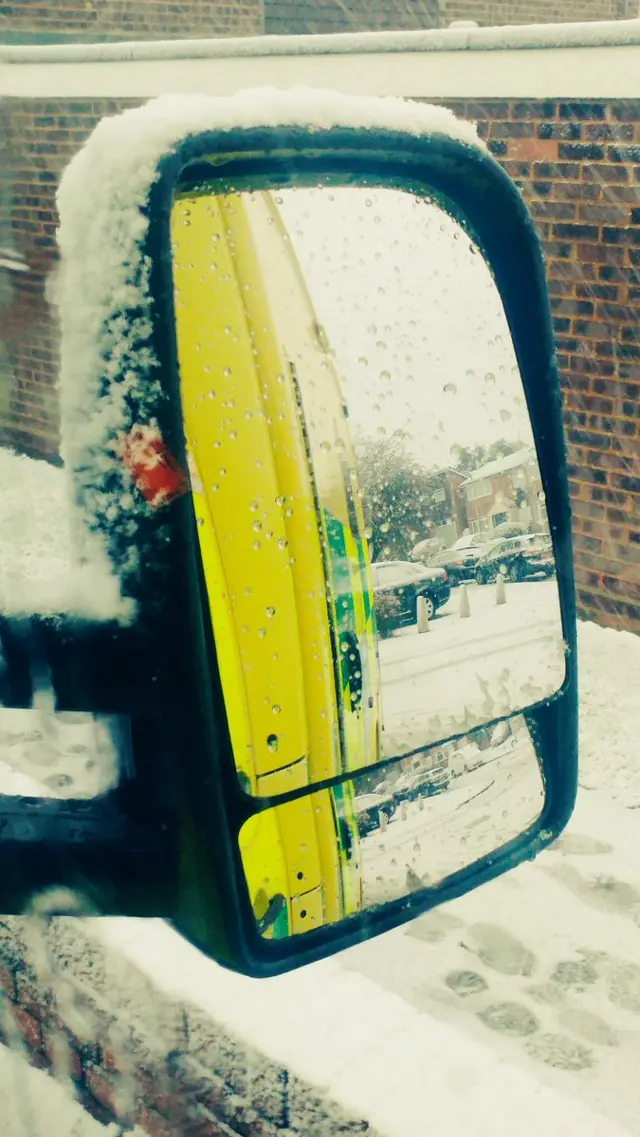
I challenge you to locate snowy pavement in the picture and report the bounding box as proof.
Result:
[379,578,566,758]
[96,618,640,1137]
[0,619,637,1137]
[343,619,640,1136]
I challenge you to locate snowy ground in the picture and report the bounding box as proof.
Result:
[379,578,566,758]
[0,618,637,1137]
[96,617,640,1137]
[0,447,638,1136]
[0,1040,132,1137]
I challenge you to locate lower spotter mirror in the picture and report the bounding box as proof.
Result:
[0,90,577,978]
[240,716,543,940]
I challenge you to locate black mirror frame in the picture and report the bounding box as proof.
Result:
[136,124,578,976]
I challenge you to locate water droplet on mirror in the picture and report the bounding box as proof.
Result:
[278,537,288,550]
[267,734,279,752]
[485,372,496,385]
[443,382,457,396]
[272,704,282,715]
[266,607,276,618]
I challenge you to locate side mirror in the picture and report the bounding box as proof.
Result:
[0,91,577,975]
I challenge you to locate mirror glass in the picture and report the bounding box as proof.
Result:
[238,713,544,939]
[171,182,565,797]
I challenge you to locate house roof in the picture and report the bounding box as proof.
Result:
[459,445,536,486]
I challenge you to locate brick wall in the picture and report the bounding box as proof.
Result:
[0,98,142,459]
[436,97,640,631]
[0,2,262,44]
[0,915,375,1137]
[263,0,637,35]
[3,92,638,630]
[440,0,637,26]
[263,0,440,36]
[1,91,638,626]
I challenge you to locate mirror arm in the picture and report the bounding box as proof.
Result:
[0,613,159,714]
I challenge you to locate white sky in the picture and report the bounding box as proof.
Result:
[278,186,535,470]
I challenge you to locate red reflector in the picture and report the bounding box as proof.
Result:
[118,423,189,509]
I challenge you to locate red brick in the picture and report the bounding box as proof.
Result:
[83,1065,123,1118]
[509,138,559,162]
[0,963,16,1000]
[582,165,631,183]
[578,243,626,264]
[134,1107,174,1137]
[12,1007,44,1052]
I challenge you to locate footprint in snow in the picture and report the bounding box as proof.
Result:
[525,1033,594,1071]
[557,1007,619,1048]
[543,862,640,916]
[405,909,463,945]
[549,834,614,857]
[445,970,488,998]
[477,1001,539,1037]
[550,959,599,992]
[460,923,536,978]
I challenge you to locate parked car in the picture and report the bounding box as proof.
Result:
[389,757,450,803]
[449,741,484,778]
[426,534,481,585]
[371,560,450,632]
[426,533,504,586]
[474,533,555,584]
[353,792,397,837]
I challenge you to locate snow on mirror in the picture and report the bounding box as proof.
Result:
[171,182,565,796]
[239,714,544,939]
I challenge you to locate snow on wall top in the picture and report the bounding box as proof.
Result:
[55,87,485,605]
[5,18,640,63]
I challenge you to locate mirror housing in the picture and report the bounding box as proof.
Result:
[0,91,578,976]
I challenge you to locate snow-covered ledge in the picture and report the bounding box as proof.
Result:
[0,907,631,1137]
[3,21,640,99]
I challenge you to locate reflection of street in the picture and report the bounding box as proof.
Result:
[379,578,565,759]
[360,738,544,909]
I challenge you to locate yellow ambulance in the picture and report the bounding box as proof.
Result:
[171,184,381,939]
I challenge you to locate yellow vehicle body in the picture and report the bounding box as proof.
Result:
[171,186,379,938]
